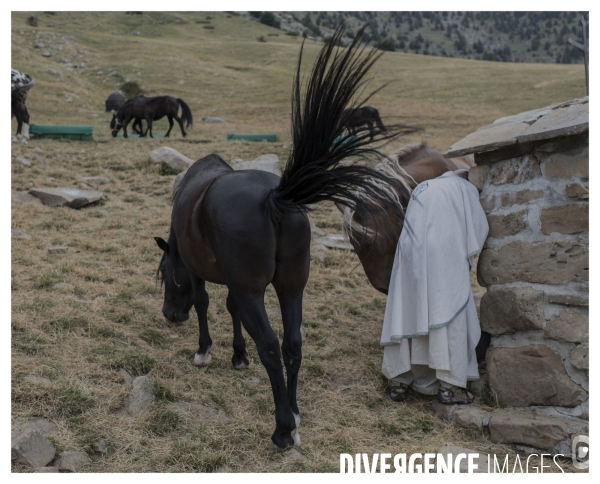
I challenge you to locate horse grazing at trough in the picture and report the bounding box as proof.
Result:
[11,69,35,141]
[337,143,490,357]
[341,105,386,141]
[110,96,146,137]
[154,24,419,451]
[111,95,193,138]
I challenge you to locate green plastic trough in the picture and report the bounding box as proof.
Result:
[226,133,278,142]
[29,124,94,141]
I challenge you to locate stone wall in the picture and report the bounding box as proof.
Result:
[472,133,589,421]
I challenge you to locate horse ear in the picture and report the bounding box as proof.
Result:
[334,202,346,214]
[154,237,169,253]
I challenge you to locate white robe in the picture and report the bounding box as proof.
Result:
[380,170,489,387]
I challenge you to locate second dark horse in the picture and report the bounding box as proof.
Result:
[111,95,193,138]
[341,105,386,141]
[155,25,416,450]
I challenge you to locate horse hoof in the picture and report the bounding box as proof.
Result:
[193,352,212,366]
[232,354,250,369]
[292,428,301,446]
[269,440,295,453]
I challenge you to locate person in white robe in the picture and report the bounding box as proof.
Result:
[380,169,488,404]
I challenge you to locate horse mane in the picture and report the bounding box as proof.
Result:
[342,143,429,242]
[264,23,421,228]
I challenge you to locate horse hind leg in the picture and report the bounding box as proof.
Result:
[164,116,174,138]
[174,115,186,137]
[226,292,249,369]
[229,289,296,450]
[190,276,213,366]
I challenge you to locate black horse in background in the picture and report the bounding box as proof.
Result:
[111,95,193,138]
[110,96,146,136]
[155,24,418,451]
[11,69,35,141]
[341,105,386,141]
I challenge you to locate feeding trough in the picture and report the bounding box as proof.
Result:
[226,133,278,142]
[29,124,93,141]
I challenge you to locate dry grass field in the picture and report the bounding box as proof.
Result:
[11,11,587,473]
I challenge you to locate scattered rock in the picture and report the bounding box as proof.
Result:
[11,429,56,469]
[114,376,154,417]
[78,183,92,190]
[246,377,260,384]
[98,209,109,216]
[205,117,226,124]
[93,439,108,454]
[33,153,47,166]
[46,177,56,183]
[21,418,57,438]
[149,146,194,172]
[434,446,489,473]
[48,246,69,254]
[22,376,53,388]
[119,369,133,384]
[29,187,103,209]
[55,450,90,472]
[12,229,31,240]
[228,154,281,176]
[16,156,31,167]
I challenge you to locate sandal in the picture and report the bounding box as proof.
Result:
[436,385,474,405]
[388,381,410,402]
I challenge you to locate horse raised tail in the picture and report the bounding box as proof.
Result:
[177,98,193,128]
[265,23,420,229]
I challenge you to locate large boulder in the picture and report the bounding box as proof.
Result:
[149,146,194,172]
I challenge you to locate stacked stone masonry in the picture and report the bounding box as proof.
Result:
[442,98,588,454]
[475,135,588,412]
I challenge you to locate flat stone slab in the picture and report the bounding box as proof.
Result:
[445,97,588,157]
[313,233,353,251]
[29,187,103,208]
[55,450,90,472]
[229,154,281,176]
[488,410,568,450]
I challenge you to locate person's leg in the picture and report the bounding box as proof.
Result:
[382,341,413,402]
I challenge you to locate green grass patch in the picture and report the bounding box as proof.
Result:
[111,349,155,376]
[146,406,182,436]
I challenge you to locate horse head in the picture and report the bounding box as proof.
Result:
[154,236,193,322]
[339,201,404,295]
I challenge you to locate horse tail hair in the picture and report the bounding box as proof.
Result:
[177,98,193,128]
[264,23,421,230]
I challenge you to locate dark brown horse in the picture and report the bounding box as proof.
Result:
[111,95,192,138]
[341,105,386,141]
[154,25,418,451]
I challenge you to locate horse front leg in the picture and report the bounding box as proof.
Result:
[367,121,375,142]
[191,276,213,366]
[230,290,296,450]
[146,116,153,138]
[226,292,249,369]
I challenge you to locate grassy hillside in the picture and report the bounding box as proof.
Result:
[11,11,586,473]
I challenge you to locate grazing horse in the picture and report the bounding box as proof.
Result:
[11,69,35,141]
[111,95,193,138]
[155,24,418,450]
[341,105,386,141]
[337,143,491,357]
[105,91,126,112]
[110,96,145,136]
